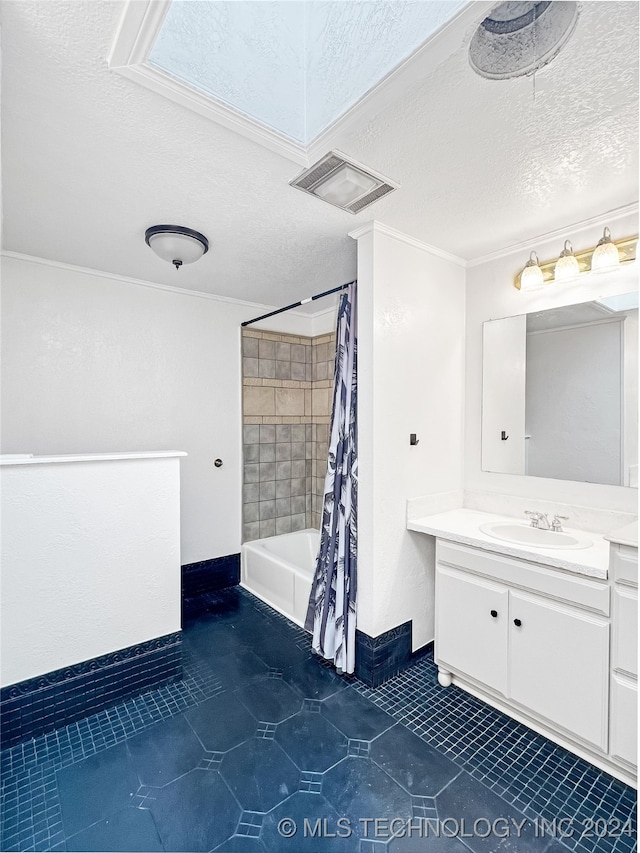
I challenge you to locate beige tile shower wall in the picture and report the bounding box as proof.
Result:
[242,329,335,541]
[310,333,336,530]
[242,329,336,540]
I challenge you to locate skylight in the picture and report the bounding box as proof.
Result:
[148,1,467,145]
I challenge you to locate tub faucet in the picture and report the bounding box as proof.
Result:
[525,511,551,529]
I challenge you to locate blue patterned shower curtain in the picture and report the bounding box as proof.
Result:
[305,283,357,674]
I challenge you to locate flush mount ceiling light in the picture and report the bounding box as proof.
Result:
[145,225,209,270]
[290,151,398,214]
[469,1,579,80]
[518,251,545,290]
[554,240,580,281]
[591,227,621,273]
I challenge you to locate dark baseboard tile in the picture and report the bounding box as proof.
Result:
[0,632,182,749]
[355,621,433,688]
[181,553,240,620]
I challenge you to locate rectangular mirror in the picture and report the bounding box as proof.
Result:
[482,291,638,487]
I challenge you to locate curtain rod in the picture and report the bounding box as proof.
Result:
[241,280,356,328]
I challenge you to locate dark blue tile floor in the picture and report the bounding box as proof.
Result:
[1,587,636,852]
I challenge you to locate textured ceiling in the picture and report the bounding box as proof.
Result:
[1,1,638,311]
[149,0,466,144]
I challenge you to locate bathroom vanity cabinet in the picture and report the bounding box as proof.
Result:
[436,541,610,753]
[408,508,637,787]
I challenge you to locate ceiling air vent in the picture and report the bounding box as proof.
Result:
[289,150,399,214]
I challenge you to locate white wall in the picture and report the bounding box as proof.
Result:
[353,223,466,649]
[1,455,182,685]
[465,210,639,517]
[0,254,254,564]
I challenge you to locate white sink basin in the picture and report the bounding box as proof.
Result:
[479,522,592,550]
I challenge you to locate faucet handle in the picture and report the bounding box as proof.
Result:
[525,510,541,527]
[551,514,569,532]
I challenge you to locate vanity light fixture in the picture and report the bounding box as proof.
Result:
[554,240,580,281]
[514,232,637,290]
[518,251,545,290]
[145,225,209,270]
[590,227,621,272]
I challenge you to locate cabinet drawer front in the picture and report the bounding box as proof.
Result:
[613,587,638,677]
[610,673,638,769]
[436,565,508,695]
[611,545,638,587]
[508,590,609,752]
[437,541,609,615]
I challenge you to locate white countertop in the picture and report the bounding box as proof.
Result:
[604,521,638,548]
[0,452,187,465]
[408,508,610,579]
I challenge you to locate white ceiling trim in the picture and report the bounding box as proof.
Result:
[349,220,467,267]
[467,202,640,267]
[1,251,339,321]
[108,0,170,68]
[1,251,274,310]
[115,62,309,165]
[107,0,490,168]
[108,0,309,165]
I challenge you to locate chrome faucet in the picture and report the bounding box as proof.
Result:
[525,511,569,532]
[525,511,551,530]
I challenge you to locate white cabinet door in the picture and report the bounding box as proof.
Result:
[613,586,638,677]
[508,590,609,751]
[610,673,638,769]
[436,565,509,695]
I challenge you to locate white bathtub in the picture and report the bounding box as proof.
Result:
[241,528,319,628]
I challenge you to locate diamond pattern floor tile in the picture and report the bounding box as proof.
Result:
[369,723,459,796]
[261,791,358,853]
[2,586,636,853]
[149,768,239,852]
[55,742,139,838]
[185,691,257,752]
[126,713,204,786]
[275,709,348,772]
[322,687,396,741]
[65,806,164,852]
[220,738,299,812]
[322,756,414,839]
[235,677,303,724]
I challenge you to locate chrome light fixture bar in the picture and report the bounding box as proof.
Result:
[515,231,637,290]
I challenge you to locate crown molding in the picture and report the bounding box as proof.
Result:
[107,0,487,170]
[113,64,310,166]
[108,1,309,166]
[349,221,467,267]
[467,202,640,268]
[2,250,344,321]
[1,251,276,312]
[108,0,171,68]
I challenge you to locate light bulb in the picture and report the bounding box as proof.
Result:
[519,251,544,290]
[591,227,620,272]
[554,240,580,281]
